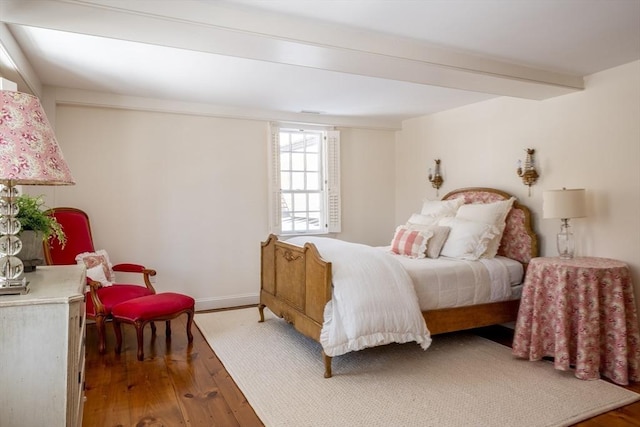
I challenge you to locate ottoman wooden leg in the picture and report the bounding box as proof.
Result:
[165,320,171,338]
[114,319,123,354]
[186,309,194,343]
[134,321,147,361]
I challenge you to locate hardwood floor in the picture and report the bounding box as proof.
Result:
[83,310,640,427]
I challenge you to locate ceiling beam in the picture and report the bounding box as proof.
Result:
[0,0,583,101]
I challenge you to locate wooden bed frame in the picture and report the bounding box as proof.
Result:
[259,187,538,377]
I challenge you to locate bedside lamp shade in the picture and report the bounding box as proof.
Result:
[542,188,586,259]
[0,90,75,293]
[543,188,586,220]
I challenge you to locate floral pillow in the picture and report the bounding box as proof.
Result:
[390,226,433,259]
[75,249,115,286]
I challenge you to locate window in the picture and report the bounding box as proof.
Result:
[268,124,340,235]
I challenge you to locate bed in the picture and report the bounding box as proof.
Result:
[259,187,538,377]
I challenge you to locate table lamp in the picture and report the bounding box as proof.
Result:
[542,188,586,259]
[0,90,75,294]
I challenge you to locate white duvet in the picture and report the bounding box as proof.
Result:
[287,236,432,357]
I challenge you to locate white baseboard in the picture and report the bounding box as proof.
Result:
[194,293,259,312]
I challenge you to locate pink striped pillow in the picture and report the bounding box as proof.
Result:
[390,226,432,258]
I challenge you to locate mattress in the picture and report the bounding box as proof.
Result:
[384,251,524,311]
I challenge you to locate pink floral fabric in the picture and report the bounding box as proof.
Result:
[0,91,74,184]
[513,257,640,385]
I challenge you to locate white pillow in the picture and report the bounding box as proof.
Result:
[438,217,500,261]
[420,198,464,217]
[85,264,112,286]
[389,226,432,259]
[406,213,440,227]
[75,249,115,285]
[455,198,515,258]
[406,224,451,258]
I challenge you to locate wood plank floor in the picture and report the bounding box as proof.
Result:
[83,309,640,426]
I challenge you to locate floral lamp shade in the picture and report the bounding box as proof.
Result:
[0,90,75,185]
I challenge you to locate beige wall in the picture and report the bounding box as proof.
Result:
[35,105,396,309]
[396,61,640,313]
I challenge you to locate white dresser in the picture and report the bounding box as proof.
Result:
[0,265,86,427]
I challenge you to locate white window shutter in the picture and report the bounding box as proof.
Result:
[326,130,341,233]
[268,124,282,234]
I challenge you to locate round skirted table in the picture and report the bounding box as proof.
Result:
[512,256,640,385]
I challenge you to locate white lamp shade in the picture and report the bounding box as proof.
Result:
[543,188,587,219]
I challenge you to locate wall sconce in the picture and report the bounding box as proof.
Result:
[428,159,443,196]
[516,148,539,196]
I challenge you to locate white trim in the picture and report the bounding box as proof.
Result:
[194,293,259,312]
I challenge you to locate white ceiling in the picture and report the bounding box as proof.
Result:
[0,0,639,129]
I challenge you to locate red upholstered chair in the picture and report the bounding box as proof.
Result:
[43,207,156,354]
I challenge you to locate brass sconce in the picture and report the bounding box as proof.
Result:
[517,148,539,196]
[428,159,444,196]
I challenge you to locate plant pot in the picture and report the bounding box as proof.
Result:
[17,230,45,272]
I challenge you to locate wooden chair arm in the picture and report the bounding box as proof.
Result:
[112,263,156,293]
[87,278,106,315]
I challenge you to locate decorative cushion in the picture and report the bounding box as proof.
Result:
[111,292,195,323]
[438,217,499,261]
[455,198,515,258]
[406,224,451,258]
[76,249,115,285]
[86,284,154,316]
[389,226,432,259]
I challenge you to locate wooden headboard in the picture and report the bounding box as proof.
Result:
[442,187,538,264]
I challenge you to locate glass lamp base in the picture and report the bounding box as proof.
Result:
[0,277,29,295]
[557,222,575,259]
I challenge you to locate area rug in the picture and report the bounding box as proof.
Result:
[195,308,639,427]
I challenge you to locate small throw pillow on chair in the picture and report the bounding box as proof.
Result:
[76,249,115,286]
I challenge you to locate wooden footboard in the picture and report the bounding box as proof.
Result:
[259,234,333,374]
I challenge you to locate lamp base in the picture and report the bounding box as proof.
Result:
[0,278,29,295]
[556,219,575,259]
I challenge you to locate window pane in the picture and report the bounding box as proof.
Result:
[291,172,305,190]
[280,172,291,190]
[281,193,292,218]
[308,193,321,210]
[279,133,290,149]
[291,153,305,171]
[280,152,290,170]
[291,133,305,151]
[293,193,307,210]
[306,153,319,171]
[306,173,319,190]
[306,134,320,152]
[308,212,321,230]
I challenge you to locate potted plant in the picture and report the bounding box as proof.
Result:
[15,194,66,271]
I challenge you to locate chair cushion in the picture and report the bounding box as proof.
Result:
[111,292,195,323]
[86,284,154,317]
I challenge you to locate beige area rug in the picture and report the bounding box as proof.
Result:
[195,308,639,427]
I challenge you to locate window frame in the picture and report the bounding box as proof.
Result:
[268,123,341,236]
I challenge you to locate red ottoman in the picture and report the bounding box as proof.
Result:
[112,292,195,361]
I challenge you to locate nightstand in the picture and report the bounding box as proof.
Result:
[512,256,640,385]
